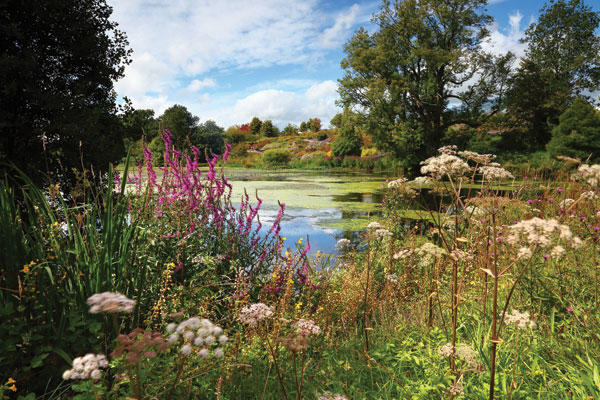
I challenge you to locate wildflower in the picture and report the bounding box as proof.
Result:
[438,145,458,155]
[420,154,471,179]
[439,343,478,368]
[458,150,496,164]
[550,245,565,258]
[294,319,321,337]
[87,292,136,314]
[336,238,351,249]
[573,164,600,186]
[8,384,16,392]
[62,353,108,380]
[567,307,574,312]
[411,176,433,185]
[387,177,408,188]
[317,392,348,400]
[393,249,412,259]
[6,378,15,385]
[239,303,274,326]
[448,378,464,396]
[385,274,399,283]
[22,265,30,273]
[374,228,392,241]
[559,198,575,208]
[464,205,486,218]
[517,247,532,259]
[478,165,513,181]
[504,309,536,329]
[367,221,381,230]
[180,344,193,355]
[166,317,226,358]
[298,238,303,244]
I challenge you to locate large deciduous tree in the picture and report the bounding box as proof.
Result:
[506,0,600,149]
[338,0,493,170]
[159,104,199,148]
[0,0,131,187]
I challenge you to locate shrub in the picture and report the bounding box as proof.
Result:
[262,149,291,167]
[317,132,328,141]
[547,97,600,162]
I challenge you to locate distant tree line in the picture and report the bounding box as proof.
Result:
[337,0,600,169]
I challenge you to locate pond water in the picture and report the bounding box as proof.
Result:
[223,169,395,255]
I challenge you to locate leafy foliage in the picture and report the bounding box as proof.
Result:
[547,98,600,162]
[0,0,131,188]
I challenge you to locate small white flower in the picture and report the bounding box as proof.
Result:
[180,344,193,355]
[198,349,209,359]
[166,323,177,333]
[213,348,224,358]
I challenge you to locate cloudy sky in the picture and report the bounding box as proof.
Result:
[106,0,579,129]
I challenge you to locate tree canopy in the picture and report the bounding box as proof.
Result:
[338,0,496,169]
[0,0,131,187]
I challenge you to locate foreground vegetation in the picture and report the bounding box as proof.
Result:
[2,135,600,399]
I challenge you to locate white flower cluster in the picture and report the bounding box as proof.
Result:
[449,249,473,262]
[416,243,447,258]
[411,176,433,185]
[504,309,536,329]
[438,145,458,155]
[438,343,478,368]
[62,353,108,380]
[580,190,598,200]
[517,247,532,259]
[573,164,600,186]
[239,303,274,326]
[165,317,227,358]
[336,238,351,250]
[387,177,408,188]
[506,217,582,249]
[464,205,486,218]
[393,249,413,259]
[458,151,496,165]
[420,154,471,179]
[559,198,575,208]
[478,165,513,181]
[385,273,399,283]
[317,392,348,400]
[294,318,321,337]
[367,221,381,230]
[374,228,392,241]
[415,243,447,267]
[87,292,136,314]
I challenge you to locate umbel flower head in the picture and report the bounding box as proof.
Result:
[239,303,274,326]
[165,317,227,358]
[87,292,136,314]
[62,353,108,380]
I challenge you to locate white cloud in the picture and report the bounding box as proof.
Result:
[481,11,528,59]
[228,80,340,128]
[319,4,361,48]
[185,78,216,93]
[107,0,363,124]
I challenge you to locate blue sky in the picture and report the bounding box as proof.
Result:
[106,0,597,129]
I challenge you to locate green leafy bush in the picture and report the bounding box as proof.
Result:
[547,97,600,161]
[262,149,291,167]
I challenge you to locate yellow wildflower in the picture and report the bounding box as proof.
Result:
[296,302,303,309]
[52,221,59,227]
[285,250,290,257]
[22,266,30,273]
[288,278,294,285]
[8,384,16,392]
[318,306,324,312]
[298,238,303,244]
[6,378,15,384]
[282,237,286,241]
[272,272,278,279]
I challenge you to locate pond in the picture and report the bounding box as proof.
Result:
[223,169,395,255]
